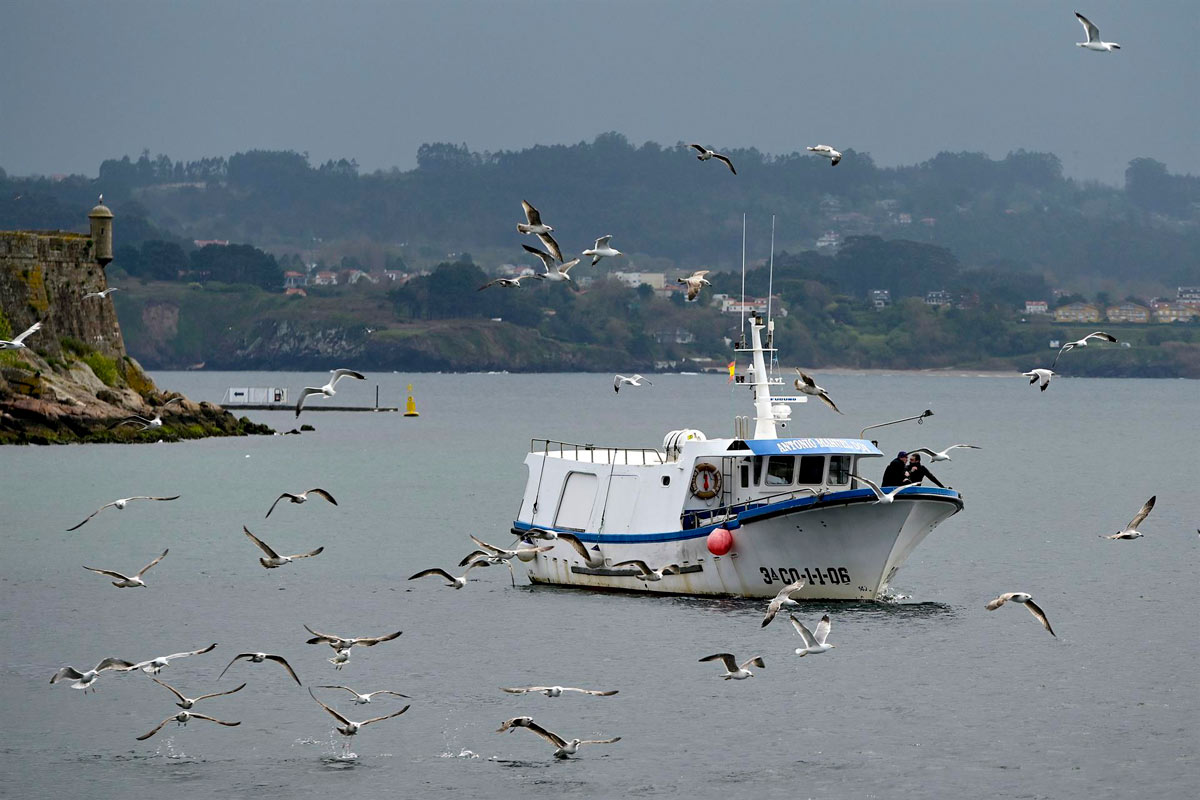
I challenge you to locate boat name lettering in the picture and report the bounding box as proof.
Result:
[761,566,851,586]
[775,438,873,453]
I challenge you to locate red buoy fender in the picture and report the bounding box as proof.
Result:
[707,527,733,556]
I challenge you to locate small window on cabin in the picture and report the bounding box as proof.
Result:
[828,455,851,485]
[797,455,825,484]
[765,456,795,486]
[751,456,764,485]
[739,464,751,488]
[661,475,671,487]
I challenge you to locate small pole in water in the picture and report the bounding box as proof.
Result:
[375,385,380,409]
[404,383,420,417]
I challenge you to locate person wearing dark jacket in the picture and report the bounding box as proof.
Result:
[903,453,945,488]
[881,452,908,487]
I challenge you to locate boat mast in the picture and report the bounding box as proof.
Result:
[746,315,777,439]
[739,213,747,345]
[766,214,776,367]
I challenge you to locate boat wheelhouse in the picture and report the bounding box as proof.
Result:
[510,315,962,599]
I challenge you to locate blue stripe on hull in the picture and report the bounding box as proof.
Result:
[512,487,963,544]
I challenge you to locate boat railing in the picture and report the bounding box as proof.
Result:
[682,487,829,529]
[530,438,666,466]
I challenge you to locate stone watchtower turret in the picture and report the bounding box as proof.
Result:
[88,197,114,268]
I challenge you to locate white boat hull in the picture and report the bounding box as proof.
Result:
[516,489,962,600]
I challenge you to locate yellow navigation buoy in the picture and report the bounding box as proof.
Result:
[404,383,420,417]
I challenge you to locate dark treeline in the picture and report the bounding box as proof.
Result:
[2,136,1199,289]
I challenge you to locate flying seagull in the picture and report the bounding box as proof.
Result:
[242,526,323,569]
[152,678,246,709]
[1075,11,1120,51]
[761,577,807,627]
[523,243,579,283]
[50,658,136,692]
[677,270,711,301]
[1023,368,1056,392]
[460,534,552,564]
[699,653,765,680]
[850,474,913,504]
[907,444,981,463]
[524,530,605,567]
[407,561,489,589]
[126,643,218,675]
[500,686,618,698]
[316,685,411,704]
[793,370,842,414]
[495,717,620,758]
[219,652,302,685]
[478,275,539,290]
[82,548,169,588]
[1101,496,1156,540]
[583,235,622,266]
[304,624,403,652]
[790,614,836,655]
[295,368,366,417]
[612,559,681,582]
[308,688,409,737]
[986,592,1056,637]
[114,397,185,430]
[806,144,842,166]
[66,495,181,531]
[613,374,653,393]
[1052,331,1118,367]
[516,200,564,261]
[688,144,736,174]
[136,710,240,741]
[265,487,338,518]
[0,321,42,350]
[83,287,120,300]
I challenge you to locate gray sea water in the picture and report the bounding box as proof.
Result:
[1,371,1197,799]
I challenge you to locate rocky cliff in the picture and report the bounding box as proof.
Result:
[0,221,270,444]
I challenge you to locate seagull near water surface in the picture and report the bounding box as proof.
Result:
[126,643,219,675]
[219,652,302,685]
[114,396,184,430]
[761,577,807,628]
[265,487,337,518]
[317,685,411,704]
[66,495,181,531]
[242,526,324,569]
[1100,496,1156,540]
[688,144,736,174]
[1075,11,1120,52]
[501,685,618,698]
[986,592,1056,637]
[50,658,136,692]
[408,560,489,589]
[82,548,168,588]
[0,320,41,350]
[699,653,766,680]
[612,559,681,582]
[1022,368,1056,392]
[152,678,246,709]
[304,624,403,652]
[613,374,652,393]
[295,368,366,417]
[136,710,240,741]
[309,688,410,738]
[496,716,621,758]
[789,614,836,656]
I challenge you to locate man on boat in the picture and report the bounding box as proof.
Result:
[882,451,908,487]
[903,453,945,488]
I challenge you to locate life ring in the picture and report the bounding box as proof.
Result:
[690,463,722,500]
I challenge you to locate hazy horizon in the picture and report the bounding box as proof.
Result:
[2,1,1198,185]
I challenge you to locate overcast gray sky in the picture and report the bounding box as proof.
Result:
[2,1,1196,184]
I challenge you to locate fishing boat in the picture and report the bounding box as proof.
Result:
[510,313,963,600]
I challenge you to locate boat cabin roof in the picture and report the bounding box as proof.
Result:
[530,436,882,466]
[729,437,883,457]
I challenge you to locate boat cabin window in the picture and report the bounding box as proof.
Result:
[751,456,764,485]
[797,455,825,485]
[739,462,751,488]
[764,456,794,486]
[828,455,851,485]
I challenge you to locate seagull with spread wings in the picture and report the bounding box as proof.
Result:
[1022,368,1056,392]
[1101,496,1156,540]
[612,559,681,582]
[495,717,620,758]
[790,614,836,656]
[1052,331,1118,367]
[501,685,618,698]
[136,710,240,740]
[699,653,765,680]
[582,235,622,266]
[850,474,913,504]
[516,200,564,262]
[478,274,539,290]
[50,658,136,692]
[407,560,489,589]
[219,652,302,685]
[761,577,807,627]
[66,495,181,531]
[793,369,842,414]
[83,287,121,300]
[303,624,402,652]
[266,487,338,518]
[688,144,736,174]
[152,678,246,709]
[986,592,1056,637]
[1075,11,1120,52]
[0,320,42,350]
[83,548,168,588]
[906,444,981,463]
[523,243,579,283]
[613,374,653,393]
[295,368,366,417]
[114,397,184,431]
[309,688,410,737]
[126,643,218,675]
[806,144,842,166]
[316,685,411,704]
[242,526,324,569]
[677,269,711,301]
